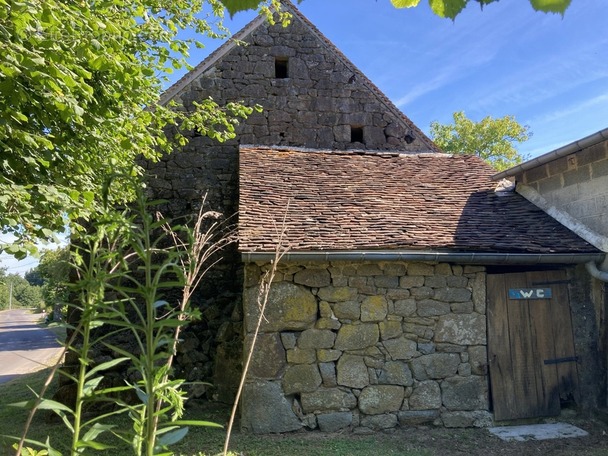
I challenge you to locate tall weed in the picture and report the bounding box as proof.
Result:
[10,192,231,455]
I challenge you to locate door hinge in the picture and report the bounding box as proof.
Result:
[544,356,578,365]
[531,280,571,286]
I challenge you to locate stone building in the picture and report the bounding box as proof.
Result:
[152,1,607,433]
[238,145,604,432]
[492,128,608,420]
[148,0,438,403]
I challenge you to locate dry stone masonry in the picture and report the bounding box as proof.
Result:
[241,261,492,434]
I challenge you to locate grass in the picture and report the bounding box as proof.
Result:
[169,404,433,456]
[2,369,607,456]
[0,369,431,456]
[0,368,70,454]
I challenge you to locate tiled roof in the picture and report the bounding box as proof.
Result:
[238,146,599,254]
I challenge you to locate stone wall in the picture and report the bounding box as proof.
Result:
[568,264,607,411]
[241,261,492,434]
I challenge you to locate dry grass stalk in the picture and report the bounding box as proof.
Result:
[223,204,290,456]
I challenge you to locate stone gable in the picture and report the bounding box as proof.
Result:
[147,2,439,220]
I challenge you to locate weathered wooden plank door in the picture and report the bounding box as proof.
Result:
[487,270,579,421]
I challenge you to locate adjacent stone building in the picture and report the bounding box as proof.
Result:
[492,129,608,419]
[153,1,607,433]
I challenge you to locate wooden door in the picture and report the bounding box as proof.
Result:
[487,270,579,421]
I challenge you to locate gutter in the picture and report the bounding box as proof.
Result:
[242,250,604,265]
[492,127,608,181]
[586,255,608,282]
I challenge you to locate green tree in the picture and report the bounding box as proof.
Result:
[0,0,287,259]
[0,268,43,309]
[13,278,44,308]
[429,111,531,171]
[32,247,70,317]
[24,268,43,286]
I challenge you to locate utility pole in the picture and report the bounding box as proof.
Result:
[8,282,13,310]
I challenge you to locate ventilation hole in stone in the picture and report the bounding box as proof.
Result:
[351,126,364,143]
[404,133,416,144]
[275,57,289,79]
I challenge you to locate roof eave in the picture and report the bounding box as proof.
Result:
[492,127,608,181]
[241,250,604,265]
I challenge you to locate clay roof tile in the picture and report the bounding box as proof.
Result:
[238,145,599,255]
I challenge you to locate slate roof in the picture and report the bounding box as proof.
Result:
[238,146,599,254]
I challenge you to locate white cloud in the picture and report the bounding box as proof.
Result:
[530,93,608,126]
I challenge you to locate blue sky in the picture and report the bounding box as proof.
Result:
[2,0,607,276]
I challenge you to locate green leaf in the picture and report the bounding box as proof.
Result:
[156,427,188,447]
[4,436,62,456]
[530,0,571,13]
[82,191,95,205]
[12,398,74,414]
[78,424,116,449]
[428,0,467,19]
[391,0,421,7]
[85,357,129,379]
[83,376,104,396]
[153,300,170,309]
[135,386,148,404]
[170,419,223,428]
[75,440,114,450]
[219,0,260,17]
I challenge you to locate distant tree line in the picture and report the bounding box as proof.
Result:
[0,246,70,313]
[0,267,42,309]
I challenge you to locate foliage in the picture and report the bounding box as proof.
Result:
[31,247,70,314]
[0,0,288,259]
[11,191,231,456]
[429,111,531,171]
[0,268,43,309]
[24,269,43,287]
[389,0,571,19]
[218,0,571,20]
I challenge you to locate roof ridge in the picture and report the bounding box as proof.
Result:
[239,144,451,158]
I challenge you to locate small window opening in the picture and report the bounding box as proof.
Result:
[351,126,364,143]
[275,57,289,78]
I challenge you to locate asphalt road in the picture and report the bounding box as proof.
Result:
[0,309,63,384]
